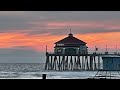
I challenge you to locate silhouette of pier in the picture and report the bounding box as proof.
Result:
[45,30,120,71]
[45,53,120,71]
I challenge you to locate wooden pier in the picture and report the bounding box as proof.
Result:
[44,53,108,71]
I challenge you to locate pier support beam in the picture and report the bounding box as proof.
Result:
[98,56,100,69]
[93,56,97,70]
[65,56,68,70]
[82,56,84,70]
[90,56,93,70]
[85,55,89,70]
[45,55,49,70]
[45,53,103,71]
[50,56,53,70]
[58,56,61,70]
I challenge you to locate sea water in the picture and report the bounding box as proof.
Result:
[0,63,119,79]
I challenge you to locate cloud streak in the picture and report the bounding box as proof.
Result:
[27,21,120,35]
[0,11,120,52]
[0,31,119,53]
[0,11,120,34]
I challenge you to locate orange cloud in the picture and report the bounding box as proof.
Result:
[0,32,65,52]
[75,32,120,52]
[0,31,119,53]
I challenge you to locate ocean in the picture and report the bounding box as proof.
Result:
[0,63,119,79]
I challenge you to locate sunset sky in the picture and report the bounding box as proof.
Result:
[0,11,120,63]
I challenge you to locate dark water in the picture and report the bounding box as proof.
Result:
[0,63,119,79]
[0,63,44,79]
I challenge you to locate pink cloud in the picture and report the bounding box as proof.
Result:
[46,21,105,29]
[29,21,120,31]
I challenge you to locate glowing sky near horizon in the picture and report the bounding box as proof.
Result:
[0,11,120,62]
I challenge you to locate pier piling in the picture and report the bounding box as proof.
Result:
[45,53,104,71]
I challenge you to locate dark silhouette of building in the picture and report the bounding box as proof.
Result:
[54,32,88,54]
[102,55,120,70]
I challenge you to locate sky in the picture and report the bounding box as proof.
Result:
[0,11,120,63]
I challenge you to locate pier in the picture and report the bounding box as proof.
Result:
[45,30,120,71]
[45,53,115,71]
[45,53,120,71]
